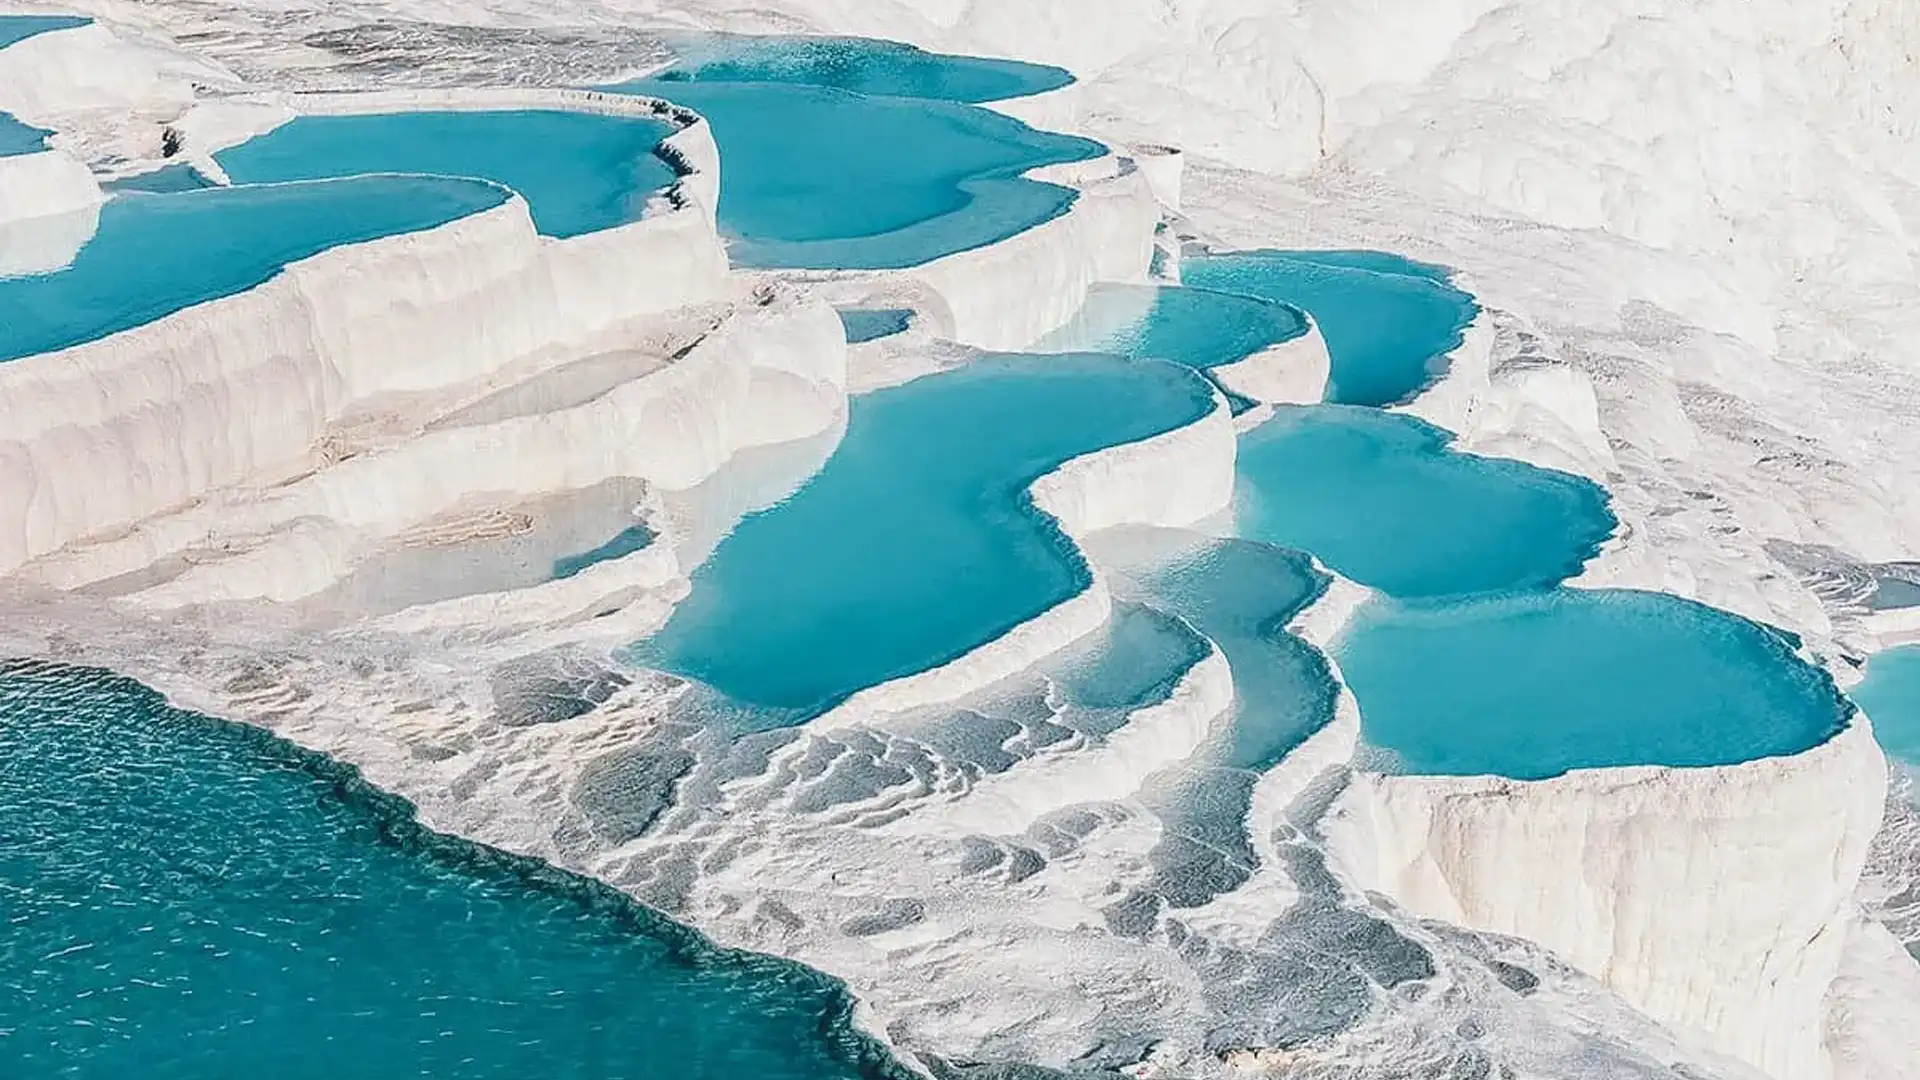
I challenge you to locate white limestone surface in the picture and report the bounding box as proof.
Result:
[112,288,845,607]
[0,85,730,578]
[1322,718,1890,1080]
[887,158,1158,350]
[1209,313,1333,406]
[0,146,101,274]
[0,143,100,220]
[903,648,1234,838]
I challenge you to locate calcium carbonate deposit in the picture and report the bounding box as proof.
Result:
[2,4,1919,1080]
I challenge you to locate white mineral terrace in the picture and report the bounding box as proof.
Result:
[2,5,1918,1080]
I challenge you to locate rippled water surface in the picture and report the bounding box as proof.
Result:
[216,110,678,238]
[0,661,902,1080]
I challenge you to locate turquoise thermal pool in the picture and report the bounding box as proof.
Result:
[652,34,1073,103]
[1183,249,1478,406]
[1336,589,1851,780]
[1235,406,1615,598]
[0,661,901,1080]
[1034,282,1310,373]
[215,110,680,239]
[605,77,1102,269]
[1849,645,1920,765]
[0,13,89,49]
[632,353,1217,717]
[0,111,51,156]
[0,177,507,363]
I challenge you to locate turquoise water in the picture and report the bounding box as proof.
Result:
[553,524,655,580]
[103,162,214,193]
[837,307,912,343]
[0,111,50,156]
[1183,250,1478,406]
[1236,407,1614,598]
[1272,248,1455,284]
[0,178,506,363]
[1336,589,1851,779]
[607,78,1101,269]
[654,34,1072,103]
[1129,537,1336,769]
[216,111,678,239]
[0,13,89,49]
[1850,646,1920,764]
[1035,283,1309,372]
[633,354,1217,716]
[0,660,903,1080]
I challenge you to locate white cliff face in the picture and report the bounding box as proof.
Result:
[1210,315,1333,407]
[1322,719,1890,1080]
[0,91,730,579]
[0,143,100,221]
[109,289,846,608]
[864,155,1159,351]
[0,148,101,275]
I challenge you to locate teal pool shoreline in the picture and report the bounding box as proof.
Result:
[651,33,1074,104]
[0,110,53,156]
[604,77,1103,270]
[631,354,1219,718]
[1336,588,1854,780]
[215,109,680,239]
[1,659,912,1080]
[1,176,510,364]
[0,13,90,50]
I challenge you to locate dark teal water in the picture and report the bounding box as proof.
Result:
[0,13,89,49]
[605,78,1101,269]
[1182,250,1478,406]
[632,354,1217,716]
[1850,646,1920,765]
[553,524,655,580]
[1047,600,1214,714]
[653,34,1072,103]
[1337,590,1851,779]
[1035,283,1309,372]
[0,660,905,1080]
[837,307,913,343]
[102,163,215,193]
[1235,406,1614,598]
[216,111,679,239]
[0,178,507,363]
[0,111,50,156]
